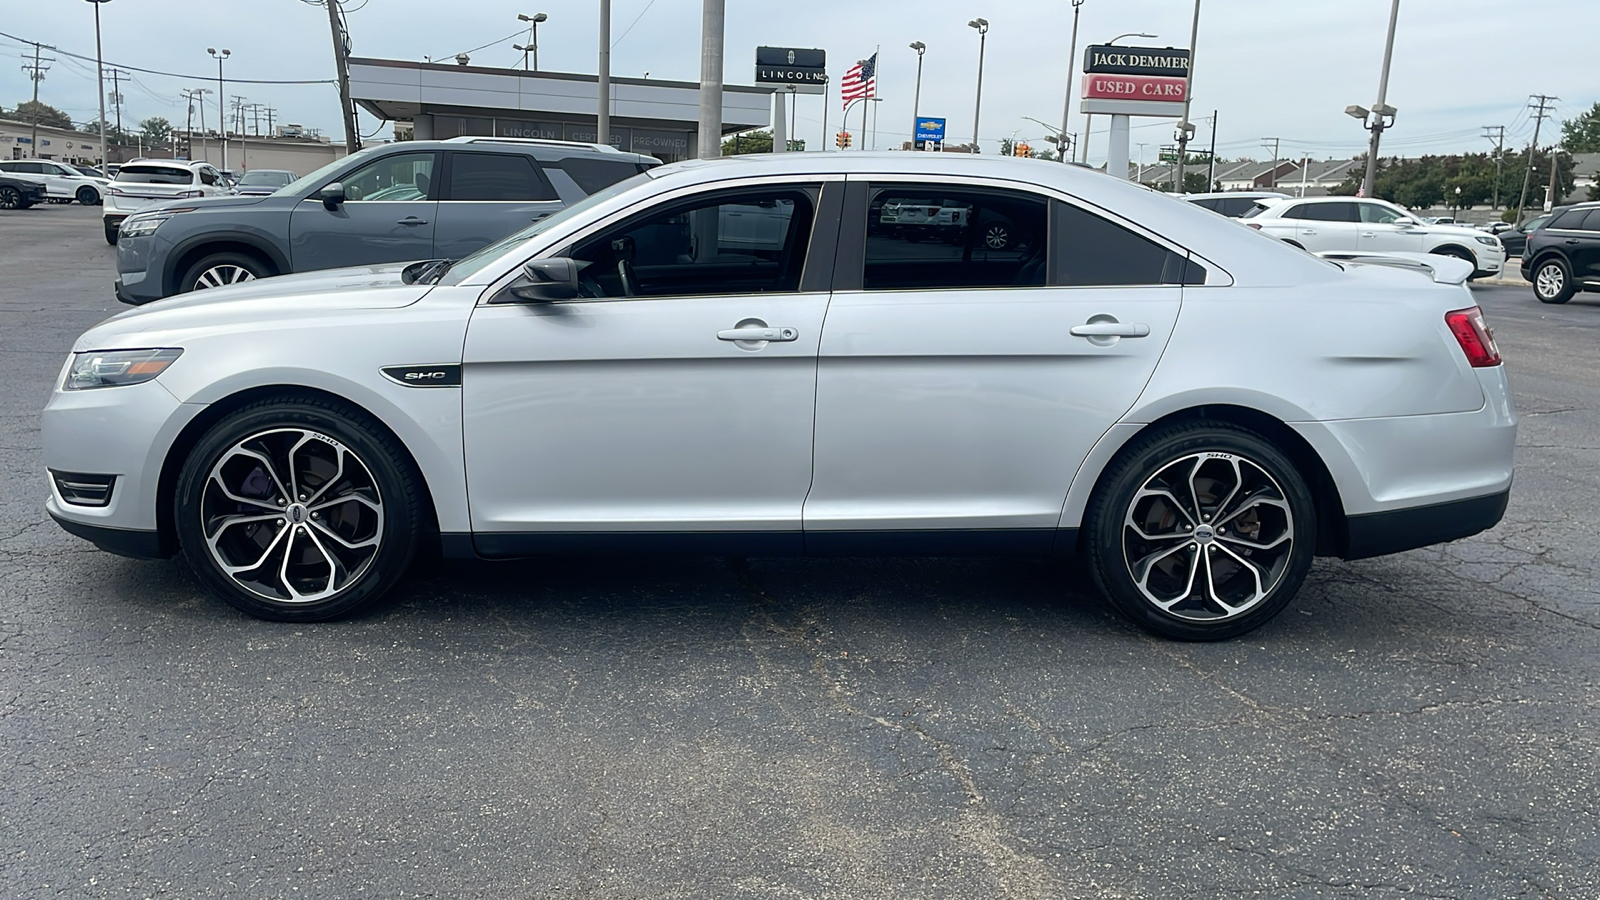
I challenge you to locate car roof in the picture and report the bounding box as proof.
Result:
[420,137,657,166]
[1184,191,1289,201]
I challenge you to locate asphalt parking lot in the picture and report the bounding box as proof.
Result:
[3,202,1598,899]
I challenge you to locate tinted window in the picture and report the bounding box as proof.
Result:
[1056,202,1193,286]
[569,187,816,298]
[1189,197,1223,211]
[448,152,556,201]
[1240,202,1273,219]
[342,151,434,202]
[1550,208,1588,230]
[114,165,194,185]
[1290,202,1358,222]
[1578,209,1600,232]
[1218,197,1258,217]
[556,158,648,194]
[865,186,1047,290]
[1359,202,1406,224]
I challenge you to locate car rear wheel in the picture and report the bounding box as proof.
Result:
[1084,421,1317,641]
[175,398,421,621]
[76,185,99,205]
[182,252,270,292]
[983,222,1011,250]
[0,186,21,210]
[1533,258,1574,304]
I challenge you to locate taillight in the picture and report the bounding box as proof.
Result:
[1244,222,1262,230]
[107,186,126,195]
[175,190,203,198]
[1445,306,1501,367]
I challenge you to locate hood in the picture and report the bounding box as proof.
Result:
[1428,223,1495,240]
[77,263,433,350]
[128,194,271,216]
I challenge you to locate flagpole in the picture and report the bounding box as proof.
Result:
[871,44,880,149]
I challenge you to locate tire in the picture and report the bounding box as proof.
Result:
[104,222,119,246]
[174,397,421,622]
[0,186,20,210]
[1084,421,1317,641]
[1431,245,1479,279]
[76,185,99,205]
[180,251,270,293]
[1283,240,1305,250]
[983,222,1011,250]
[1532,257,1574,305]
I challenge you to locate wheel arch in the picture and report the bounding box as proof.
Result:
[164,236,288,296]
[1429,243,1477,265]
[1062,403,1349,557]
[154,384,444,559]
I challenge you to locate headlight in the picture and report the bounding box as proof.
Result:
[64,348,183,390]
[1474,235,1499,247]
[119,207,197,237]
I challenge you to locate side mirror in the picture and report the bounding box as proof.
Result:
[319,182,347,209]
[503,258,580,303]
[1393,216,1417,226]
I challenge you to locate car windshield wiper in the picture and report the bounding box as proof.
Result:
[420,258,457,284]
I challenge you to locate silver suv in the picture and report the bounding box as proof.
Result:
[112,138,657,304]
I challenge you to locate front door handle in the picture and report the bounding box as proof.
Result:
[1071,322,1150,338]
[1566,239,1580,245]
[397,216,429,226]
[1300,229,1318,235]
[717,326,798,342]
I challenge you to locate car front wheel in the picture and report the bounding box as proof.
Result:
[1084,422,1317,641]
[0,186,21,210]
[76,185,100,205]
[1533,258,1574,304]
[174,398,422,621]
[181,252,270,292]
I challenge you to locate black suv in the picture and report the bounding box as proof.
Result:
[113,138,657,305]
[1523,202,1600,304]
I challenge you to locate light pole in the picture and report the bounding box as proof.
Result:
[1348,0,1401,198]
[909,41,926,147]
[1057,0,1085,164]
[208,47,230,171]
[515,13,548,71]
[1135,142,1147,182]
[86,0,111,167]
[1023,115,1069,161]
[968,18,988,153]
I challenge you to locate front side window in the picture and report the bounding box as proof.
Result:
[340,151,435,202]
[567,186,817,298]
[864,185,1047,290]
[447,152,556,201]
[196,167,218,186]
[1359,202,1405,224]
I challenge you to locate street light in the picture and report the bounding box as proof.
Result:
[1022,115,1071,160]
[1351,0,1401,198]
[86,0,112,167]
[909,41,926,148]
[1057,0,1085,165]
[1106,32,1155,45]
[968,18,988,153]
[515,12,548,72]
[207,47,230,171]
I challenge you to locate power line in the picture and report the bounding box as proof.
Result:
[0,28,335,84]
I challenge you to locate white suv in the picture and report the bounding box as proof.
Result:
[102,160,230,245]
[1243,196,1505,278]
[0,159,110,205]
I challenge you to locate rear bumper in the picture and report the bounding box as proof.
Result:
[1341,488,1509,560]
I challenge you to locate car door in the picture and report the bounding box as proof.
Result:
[1357,201,1426,253]
[1277,201,1359,251]
[1563,208,1600,282]
[288,150,439,272]
[459,178,840,552]
[802,179,1191,550]
[433,150,566,260]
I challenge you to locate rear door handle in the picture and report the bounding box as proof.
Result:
[1071,322,1150,338]
[397,216,428,226]
[717,326,798,342]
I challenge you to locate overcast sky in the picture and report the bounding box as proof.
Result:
[3,0,1593,164]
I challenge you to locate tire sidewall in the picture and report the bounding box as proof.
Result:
[174,400,419,621]
[1085,424,1318,641]
[182,252,268,294]
[1534,258,1572,304]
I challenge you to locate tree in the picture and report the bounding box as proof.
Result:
[1559,101,1600,153]
[138,116,173,147]
[12,99,73,130]
[719,130,802,154]
[79,119,131,143]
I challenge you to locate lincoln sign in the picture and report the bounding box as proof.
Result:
[756,47,827,88]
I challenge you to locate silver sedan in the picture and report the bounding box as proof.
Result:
[43,153,1516,639]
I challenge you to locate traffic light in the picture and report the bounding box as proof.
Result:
[836,131,851,149]
[1015,142,1031,158]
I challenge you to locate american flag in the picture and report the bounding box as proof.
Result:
[840,52,877,108]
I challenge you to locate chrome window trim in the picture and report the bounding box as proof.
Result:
[477,173,845,304]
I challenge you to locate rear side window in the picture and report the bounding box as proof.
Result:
[555,158,648,194]
[1240,202,1273,219]
[447,152,556,201]
[1218,197,1258,217]
[863,185,1048,290]
[1189,198,1222,212]
[1550,208,1588,230]
[1054,202,1197,286]
[1578,209,1600,232]
[115,165,195,185]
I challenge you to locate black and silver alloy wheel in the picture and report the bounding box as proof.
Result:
[176,398,419,621]
[1534,259,1572,304]
[1122,452,1294,622]
[983,222,1011,250]
[200,428,383,605]
[0,186,21,210]
[192,264,257,290]
[1086,422,1316,641]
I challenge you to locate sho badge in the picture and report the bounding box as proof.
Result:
[381,364,462,388]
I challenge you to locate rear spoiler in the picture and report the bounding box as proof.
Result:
[1316,250,1473,285]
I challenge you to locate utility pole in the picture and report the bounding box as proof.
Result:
[89,0,111,167]
[21,41,54,156]
[1261,137,1281,189]
[1544,147,1564,212]
[325,0,361,154]
[264,106,275,137]
[1207,109,1218,189]
[1173,0,1202,192]
[108,68,129,137]
[1482,124,1505,209]
[697,0,725,159]
[181,89,196,158]
[1514,94,1557,222]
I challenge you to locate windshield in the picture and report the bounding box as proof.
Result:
[274,145,384,198]
[238,170,295,187]
[439,172,649,284]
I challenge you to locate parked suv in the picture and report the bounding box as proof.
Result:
[1243,196,1506,278]
[1184,191,1289,218]
[0,159,109,205]
[1522,202,1600,304]
[103,160,232,245]
[0,171,49,210]
[113,138,658,304]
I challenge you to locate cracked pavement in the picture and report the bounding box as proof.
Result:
[2,205,1597,898]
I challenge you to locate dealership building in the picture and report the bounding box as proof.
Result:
[349,58,776,163]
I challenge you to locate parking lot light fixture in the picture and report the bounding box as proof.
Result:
[968,18,988,153]
[909,42,926,145]
[87,0,112,167]
[516,12,548,71]
[208,48,230,171]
